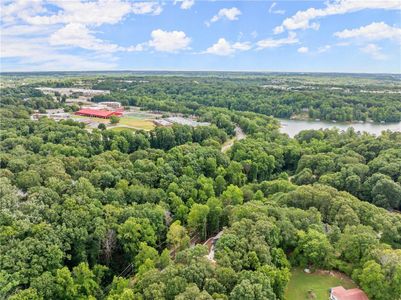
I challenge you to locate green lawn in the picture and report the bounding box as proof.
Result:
[74,115,155,131]
[118,116,155,130]
[108,127,137,132]
[285,268,356,300]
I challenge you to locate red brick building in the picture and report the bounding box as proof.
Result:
[75,109,123,119]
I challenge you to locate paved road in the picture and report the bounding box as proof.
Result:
[221,125,246,152]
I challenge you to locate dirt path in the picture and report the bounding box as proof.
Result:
[221,125,246,152]
[315,269,355,282]
[203,230,224,262]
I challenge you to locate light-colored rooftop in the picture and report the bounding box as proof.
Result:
[165,116,210,127]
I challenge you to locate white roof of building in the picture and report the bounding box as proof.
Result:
[154,119,172,126]
[165,117,210,127]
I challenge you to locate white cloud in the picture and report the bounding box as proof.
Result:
[22,1,161,26]
[269,2,276,13]
[1,24,56,37]
[274,0,401,33]
[297,46,309,53]
[336,41,351,47]
[1,37,48,59]
[131,2,162,15]
[49,23,122,52]
[317,45,331,53]
[175,0,195,10]
[257,32,299,49]
[0,37,116,71]
[25,0,130,26]
[269,2,285,15]
[208,7,241,25]
[334,22,401,61]
[1,0,45,24]
[273,26,285,35]
[0,0,169,72]
[204,38,251,56]
[126,44,146,52]
[232,41,252,51]
[334,22,401,43]
[360,43,387,60]
[148,29,191,52]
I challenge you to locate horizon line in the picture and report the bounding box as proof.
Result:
[1,69,400,76]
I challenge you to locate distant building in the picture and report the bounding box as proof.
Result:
[165,116,210,127]
[75,109,123,119]
[153,116,211,127]
[31,112,70,121]
[330,286,369,300]
[99,101,122,109]
[37,87,110,97]
[153,119,173,127]
[82,104,124,112]
[45,109,65,114]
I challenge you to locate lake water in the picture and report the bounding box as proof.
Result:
[279,118,401,137]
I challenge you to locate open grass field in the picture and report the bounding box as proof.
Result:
[118,116,155,130]
[285,268,357,300]
[73,114,155,131]
[108,127,137,132]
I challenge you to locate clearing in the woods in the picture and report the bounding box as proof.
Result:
[285,268,357,300]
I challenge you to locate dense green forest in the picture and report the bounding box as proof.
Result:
[1,73,401,300]
[83,74,401,123]
[3,72,400,122]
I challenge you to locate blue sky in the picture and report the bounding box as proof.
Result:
[1,0,400,73]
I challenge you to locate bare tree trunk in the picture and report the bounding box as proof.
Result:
[102,229,116,265]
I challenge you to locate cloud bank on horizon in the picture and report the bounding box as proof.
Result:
[1,0,400,73]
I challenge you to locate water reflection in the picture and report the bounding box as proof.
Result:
[278,118,401,137]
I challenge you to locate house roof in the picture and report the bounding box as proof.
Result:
[331,286,369,300]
